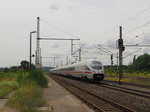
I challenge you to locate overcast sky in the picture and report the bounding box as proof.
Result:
[0,0,150,67]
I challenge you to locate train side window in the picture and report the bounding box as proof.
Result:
[84,65,90,71]
[69,67,75,71]
[75,66,78,70]
[78,66,83,70]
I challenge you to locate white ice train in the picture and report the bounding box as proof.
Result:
[50,60,104,82]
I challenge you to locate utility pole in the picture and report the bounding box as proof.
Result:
[71,39,73,55]
[111,54,113,66]
[29,31,36,70]
[118,26,125,84]
[79,48,81,61]
[66,56,68,65]
[72,44,84,61]
[40,48,42,67]
[36,17,41,68]
[116,53,119,76]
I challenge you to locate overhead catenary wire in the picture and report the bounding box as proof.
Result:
[123,19,150,35]
[40,18,74,37]
[120,6,150,25]
[97,5,150,39]
[123,48,142,59]
[98,44,118,58]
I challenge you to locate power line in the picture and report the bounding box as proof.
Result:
[97,6,150,39]
[123,19,150,35]
[40,18,74,37]
[120,6,150,25]
[98,44,117,57]
[123,48,141,59]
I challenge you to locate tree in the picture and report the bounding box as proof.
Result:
[20,60,30,70]
[130,53,150,72]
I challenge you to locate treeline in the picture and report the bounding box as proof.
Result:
[2,60,35,73]
[105,53,150,74]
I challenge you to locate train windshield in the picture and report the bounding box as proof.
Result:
[90,61,102,70]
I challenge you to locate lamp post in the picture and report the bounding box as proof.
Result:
[30,31,36,70]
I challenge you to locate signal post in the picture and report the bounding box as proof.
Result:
[118,26,125,84]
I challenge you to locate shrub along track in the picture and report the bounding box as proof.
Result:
[49,74,138,112]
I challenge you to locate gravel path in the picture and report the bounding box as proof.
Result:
[0,91,18,112]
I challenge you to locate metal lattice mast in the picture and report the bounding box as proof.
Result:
[118,26,125,83]
[36,17,41,68]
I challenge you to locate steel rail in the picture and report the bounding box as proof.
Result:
[50,75,138,112]
[100,84,150,99]
[103,80,150,89]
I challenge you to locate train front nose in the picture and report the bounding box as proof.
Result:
[93,74,104,81]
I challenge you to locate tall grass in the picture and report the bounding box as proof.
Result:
[0,72,18,98]
[7,80,45,112]
[0,81,18,98]
[7,69,48,112]
[27,69,48,88]
[0,72,17,82]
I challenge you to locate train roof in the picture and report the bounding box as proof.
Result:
[50,59,102,71]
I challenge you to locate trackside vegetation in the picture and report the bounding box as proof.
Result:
[104,53,150,85]
[0,64,48,112]
[7,69,48,112]
[0,72,18,99]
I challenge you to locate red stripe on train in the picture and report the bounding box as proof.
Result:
[59,71,93,74]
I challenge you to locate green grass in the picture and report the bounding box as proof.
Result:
[104,77,150,85]
[0,72,17,82]
[27,69,48,88]
[7,69,48,112]
[0,81,19,98]
[7,80,46,112]
[0,70,48,112]
[0,72,18,98]
[105,71,150,78]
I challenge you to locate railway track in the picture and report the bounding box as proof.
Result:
[49,74,138,112]
[100,83,150,99]
[103,80,150,89]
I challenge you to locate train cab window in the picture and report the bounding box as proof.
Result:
[90,61,102,70]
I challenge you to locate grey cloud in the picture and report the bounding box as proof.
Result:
[142,35,150,44]
[51,53,64,58]
[51,44,60,48]
[67,5,79,12]
[106,39,117,47]
[84,44,98,49]
[141,48,150,54]
[67,6,74,12]
[49,3,59,10]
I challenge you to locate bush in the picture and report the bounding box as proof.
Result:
[16,69,48,88]
[0,81,19,98]
[7,80,45,112]
[16,72,28,85]
[27,69,48,88]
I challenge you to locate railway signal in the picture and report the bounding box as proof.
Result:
[111,54,113,66]
[118,26,125,84]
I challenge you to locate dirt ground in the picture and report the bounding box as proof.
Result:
[0,91,18,112]
[0,98,18,112]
